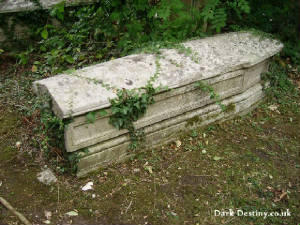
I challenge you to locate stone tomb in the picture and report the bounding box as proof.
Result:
[33,32,283,176]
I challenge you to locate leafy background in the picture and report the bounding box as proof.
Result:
[1,0,298,72]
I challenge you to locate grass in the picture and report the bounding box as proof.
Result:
[0,60,299,224]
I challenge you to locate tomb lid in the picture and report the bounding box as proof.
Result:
[0,0,95,13]
[33,32,283,119]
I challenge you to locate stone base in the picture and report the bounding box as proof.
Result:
[76,82,264,177]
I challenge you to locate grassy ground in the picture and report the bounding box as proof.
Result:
[0,57,299,225]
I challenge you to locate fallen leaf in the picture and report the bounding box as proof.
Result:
[44,210,52,220]
[213,156,222,161]
[279,191,287,200]
[98,177,106,183]
[31,65,38,72]
[268,105,278,111]
[170,212,177,216]
[144,165,153,174]
[65,211,78,217]
[133,168,140,173]
[175,140,181,148]
[82,181,93,191]
[267,186,273,191]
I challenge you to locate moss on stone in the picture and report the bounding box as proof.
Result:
[225,103,236,113]
[186,116,203,127]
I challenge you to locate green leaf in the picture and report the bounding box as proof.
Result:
[144,165,153,174]
[41,29,48,39]
[134,102,141,110]
[86,112,96,123]
[213,156,222,161]
[111,107,119,114]
[65,68,76,74]
[121,107,128,115]
[98,109,108,117]
[64,55,75,64]
[65,211,78,217]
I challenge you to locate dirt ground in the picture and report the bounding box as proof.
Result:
[0,53,299,225]
[0,93,299,225]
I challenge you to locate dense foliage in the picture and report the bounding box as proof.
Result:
[230,0,300,64]
[1,0,251,71]
[1,0,298,68]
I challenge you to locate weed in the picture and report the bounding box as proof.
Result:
[262,59,299,113]
[195,80,226,111]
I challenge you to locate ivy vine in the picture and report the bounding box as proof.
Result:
[81,44,226,151]
[83,54,163,150]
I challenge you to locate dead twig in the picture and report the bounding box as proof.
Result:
[125,200,133,214]
[0,197,32,225]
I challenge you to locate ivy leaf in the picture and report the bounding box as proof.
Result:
[65,68,76,75]
[41,29,48,39]
[134,102,141,110]
[121,107,129,115]
[64,55,75,64]
[31,65,38,72]
[98,109,108,117]
[86,112,96,123]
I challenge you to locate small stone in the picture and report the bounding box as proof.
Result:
[175,140,182,148]
[37,169,57,185]
[15,141,21,148]
[133,168,140,173]
[202,149,207,154]
[44,210,52,220]
[82,181,93,191]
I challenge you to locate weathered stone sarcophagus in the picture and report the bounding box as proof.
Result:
[33,32,283,176]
